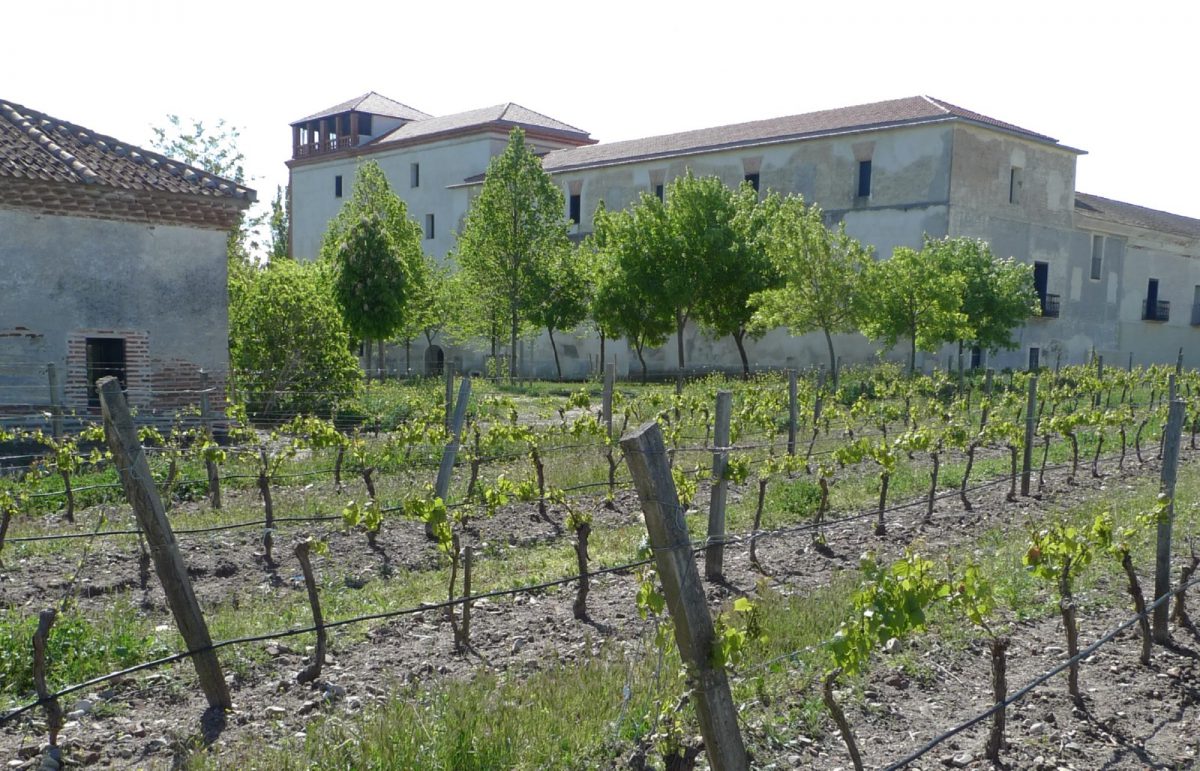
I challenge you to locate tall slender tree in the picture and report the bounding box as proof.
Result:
[527,244,590,380]
[457,128,570,380]
[320,161,423,378]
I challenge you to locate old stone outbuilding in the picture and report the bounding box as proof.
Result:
[0,99,254,422]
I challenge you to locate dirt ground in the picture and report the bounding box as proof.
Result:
[2,446,1199,769]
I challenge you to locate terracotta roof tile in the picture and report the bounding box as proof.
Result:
[292,91,431,124]
[0,99,254,202]
[1075,193,1200,240]
[542,95,1066,173]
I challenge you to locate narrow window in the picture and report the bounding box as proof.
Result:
[857,160,872,198]
[334,175,343,198]
[86,337,126,409]
[1009,167,1023,204]
[569,193,582,224]
[411,163,420,188]
[1028,347,1040,371]
[1090,235,1103,280]
[425,214,435,240]
[654,184,664,202]
[744,172,760,193]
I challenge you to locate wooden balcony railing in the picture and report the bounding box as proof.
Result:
[293,134,361,159]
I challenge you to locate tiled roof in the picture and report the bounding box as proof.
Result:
[542,95,1066,173]
[1075,193,1200,240]
[0,99,254,201]
[374,102,592,146]
[292,92,431,124]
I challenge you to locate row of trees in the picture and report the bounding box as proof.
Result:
[191,118,1039,408]
[323,129,1040,386]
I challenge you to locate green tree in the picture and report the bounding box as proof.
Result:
[527,244,590,380]
[229,260,360,417]
[750,196,869,388]
[859,244,969,375]
[151,115,260,265]
[693,183,782,377]
[457,127,570,380]
[923,236,1040,364]
[591,204,675,382]
[268,185,290,261]
[320,161,423,378]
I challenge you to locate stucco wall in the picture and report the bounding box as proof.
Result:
[0,208,229,413]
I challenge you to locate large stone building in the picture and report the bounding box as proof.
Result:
[0,98,254,419]
[287,92,1200,377]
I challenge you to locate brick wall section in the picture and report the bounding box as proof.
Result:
[0,179,245,230]
[65,329,151,414]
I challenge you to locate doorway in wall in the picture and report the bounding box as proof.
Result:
[85,337,126,409]
[425,344,444,377]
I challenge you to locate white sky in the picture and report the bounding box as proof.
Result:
[7,0,1199,230]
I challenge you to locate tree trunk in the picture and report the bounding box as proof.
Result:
[823,326,838,390]
[635,339,648,383]
[405,338,411,376]
[548,327,563,381]
[378,339,385,379]
[733,329,750,379]
[675,310,687,375]
[909,336,917,377]
[363,337,372,381]
[598,331,606,378]
[510,307,519,382]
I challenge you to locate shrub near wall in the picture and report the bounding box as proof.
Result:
[229,260,361,419]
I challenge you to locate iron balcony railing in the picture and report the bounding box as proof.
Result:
[1143,299,1170,322]
[1039,293,1061,318]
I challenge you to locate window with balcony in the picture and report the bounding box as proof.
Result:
[1033,261,1059,318]
[744,172,760,193]
[1143,278,1169,321]
[569,193,581,224]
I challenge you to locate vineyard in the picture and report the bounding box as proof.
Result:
[2,362,1200,770]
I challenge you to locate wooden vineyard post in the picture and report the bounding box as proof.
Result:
[444,362,456,432]
[430,377,471,539]
[294,540,327,684]
[1021,376,1038,496]
[98,377,231,710]
[32,609,63,747]
[602,361,615,438]
[787,369,798,456]
[622,421,749,771]
[1154,398,1186,644]
[47,363,63,440]
[1094,356,1104,407]
[199,370,221,510]
[706,390,732,581]
[1178,347,1185,375]
[980,368,995,430]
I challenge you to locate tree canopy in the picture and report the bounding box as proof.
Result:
[750,196,870,387]
[457,128,570,379]
[859,244,969,375]
[526,244,591,380]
